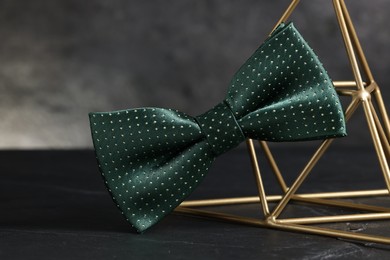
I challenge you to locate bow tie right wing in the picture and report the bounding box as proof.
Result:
[225,22,347,141]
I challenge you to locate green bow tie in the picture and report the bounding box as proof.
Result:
[89,22,346,233]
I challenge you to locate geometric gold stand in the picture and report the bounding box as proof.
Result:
[176,0,390,245]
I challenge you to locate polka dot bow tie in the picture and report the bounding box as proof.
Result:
[89,22,347,233]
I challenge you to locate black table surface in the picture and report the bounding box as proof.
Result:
[1,145,390,259]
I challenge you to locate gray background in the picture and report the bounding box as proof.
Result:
[0,0,389,148]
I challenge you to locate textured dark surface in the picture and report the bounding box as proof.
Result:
[1,147,390,259]
[0,0,389,148]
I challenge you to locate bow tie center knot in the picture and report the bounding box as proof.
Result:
[195,101,246,156]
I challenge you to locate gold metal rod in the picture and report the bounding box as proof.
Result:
[247,139,270,216]
[369,102,390,159]
[174,207,390,245]
[181,197,261,207]
[362,99,390,190]
[180,189,390,208]
[365,82,377,95]
[270,0,300,34]
[174,207,268,227]
[333,81,366,88]
[259,141,288,192]
[276,212,390,225]
[373,86,390,141]
[333,0,365,91]
[270,97,361,218]
[290,196,390,214]
[288,189,389,199]
[336,89,356,96]
[340,0,374,83]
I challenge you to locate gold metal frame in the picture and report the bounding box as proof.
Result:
[175,0,390,245]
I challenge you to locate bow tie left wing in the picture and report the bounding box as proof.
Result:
[89,108,217,232]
